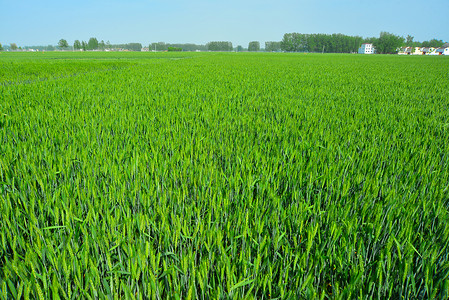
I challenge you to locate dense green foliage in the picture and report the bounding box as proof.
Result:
[1,52,449,299]
[58,39,69,50]
[248,41,260,52]
[167,47,183,52]
[403,36,445,48]
[207,41,233,51]
[281,33,363,53]
[88,38,99,51]
[420,39,445,48]
[372,32,405,54]
[73,40,82,50]
[150,43,208,52]
[265,42,281,52]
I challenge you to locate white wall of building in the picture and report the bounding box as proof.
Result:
[358,43,375,54]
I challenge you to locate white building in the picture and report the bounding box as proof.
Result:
[358,43,375,54]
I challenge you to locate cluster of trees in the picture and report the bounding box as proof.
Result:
[280,32,446,54]
[3,43,18,51]
[362,33,444,54]
[281,33,364,53]
[248,41,260,52]
[419,39,445,47]
[149,42,207,51]
[168,47,182,52]
[109,43,142,51]
[265,41,282,52]
[366,32,404,54]
[73,38,107,50]
[71,38,142,51]
[404,35,445,48]
[206,41,233,51]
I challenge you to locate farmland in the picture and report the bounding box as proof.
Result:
[1,51,449,299]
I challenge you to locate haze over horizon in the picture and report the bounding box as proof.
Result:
[1,0,448,47]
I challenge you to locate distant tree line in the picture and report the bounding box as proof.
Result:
[206,41,233,51]
[2,33,446,53]
[72,38,142,51]
[108,43,142,51]
[5,43,19,51]
[403,35,445,48]
[360,32,443,54]
[20,45,56,51]
[280,32,446,54]
[281,33,364,53]
[149,42,207,51]
[168,47,182,52]
[265,41,282,52]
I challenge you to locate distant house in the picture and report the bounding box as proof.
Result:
[425,47,437,55]
[398,47,412,55]
[358,43,375,54]
[398,45,449,55]
[433,48,445,55]
[441,43,449,55]
[412,47,423,55]
[421,47,434,55]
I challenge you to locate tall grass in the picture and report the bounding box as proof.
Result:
[1,52,448,299]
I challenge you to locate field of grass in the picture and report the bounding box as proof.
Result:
[1,51,449,299]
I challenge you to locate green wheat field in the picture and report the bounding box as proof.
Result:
[1,51,449,299]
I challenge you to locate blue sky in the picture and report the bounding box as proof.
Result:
[1,0,448,47]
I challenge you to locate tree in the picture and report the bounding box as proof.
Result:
[127,43,142,51]
[248,41,260,52]
[150,42,168,51]
[372,32,404,54]
[10,43,18,51]
[281,33,307,52]
[0,43,3,51]
[46,45,55,51]
[206,41,233,51]
[421,39,444,48]
[81,41,87,51]
[73,40,82,50]
[98,40,106,51]
[265,41,281,52]
[58,39,69,49]
[88,37,99,50]
[406,35,414,45]
[236,45,243,52]
[148,43,206,52]
[168,47,182,52]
